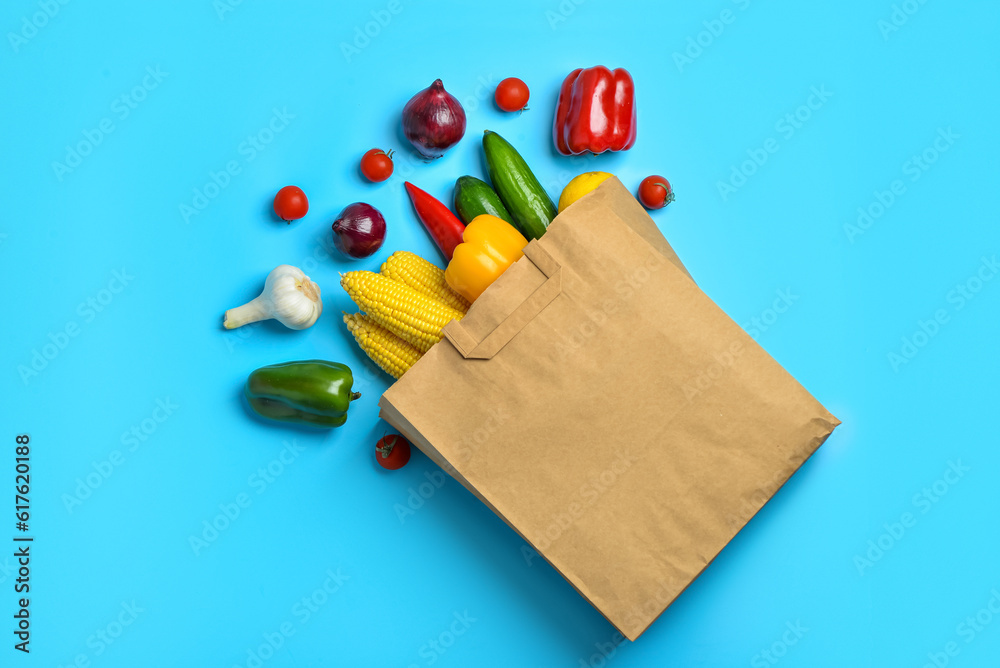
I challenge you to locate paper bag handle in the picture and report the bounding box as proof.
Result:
[442,241,562,360]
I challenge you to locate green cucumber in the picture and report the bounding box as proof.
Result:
[482,130,557,240]
[453,175,514,226]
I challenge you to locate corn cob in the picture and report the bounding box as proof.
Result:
[381,251,470,314]
[340,271,463,353]
[343,313,421,379]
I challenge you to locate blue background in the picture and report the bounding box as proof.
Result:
[2,0,998,666]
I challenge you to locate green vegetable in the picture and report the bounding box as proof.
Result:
[482,130,557,240]
[453,175,514,226]
[244,360,360,428]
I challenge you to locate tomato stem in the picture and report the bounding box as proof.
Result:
[377,434,397,458]
[654,182,675,204]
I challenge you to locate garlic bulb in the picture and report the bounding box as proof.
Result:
[224,265,322,330]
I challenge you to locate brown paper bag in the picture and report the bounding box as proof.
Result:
[378,177,839,641]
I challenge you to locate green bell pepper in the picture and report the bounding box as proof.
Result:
[244,360,360,428]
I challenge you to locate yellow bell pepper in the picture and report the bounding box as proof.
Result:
[444,214,528,303]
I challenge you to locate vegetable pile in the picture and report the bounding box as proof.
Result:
[222,66,675,468]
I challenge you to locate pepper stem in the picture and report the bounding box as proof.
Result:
[350,391,361,401]
[223,296,269,329]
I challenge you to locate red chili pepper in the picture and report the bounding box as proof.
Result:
[404,181,466,261]
[553,66,637,156]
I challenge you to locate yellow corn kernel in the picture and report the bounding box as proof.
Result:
[381,251,470,314]
[340,271,463,353]
[343,313,422,379]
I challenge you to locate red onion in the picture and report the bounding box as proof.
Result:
[332,203,386,259]
[402,79,466,160]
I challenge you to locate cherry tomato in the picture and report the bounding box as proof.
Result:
[375,434,411,470]
[637,176,675,210]
[495,78,530,113]
[360,149,394,182]
[273,185,309,223]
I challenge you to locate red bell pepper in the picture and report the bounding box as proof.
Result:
[552,66,637,156]
[404,181,466,261]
